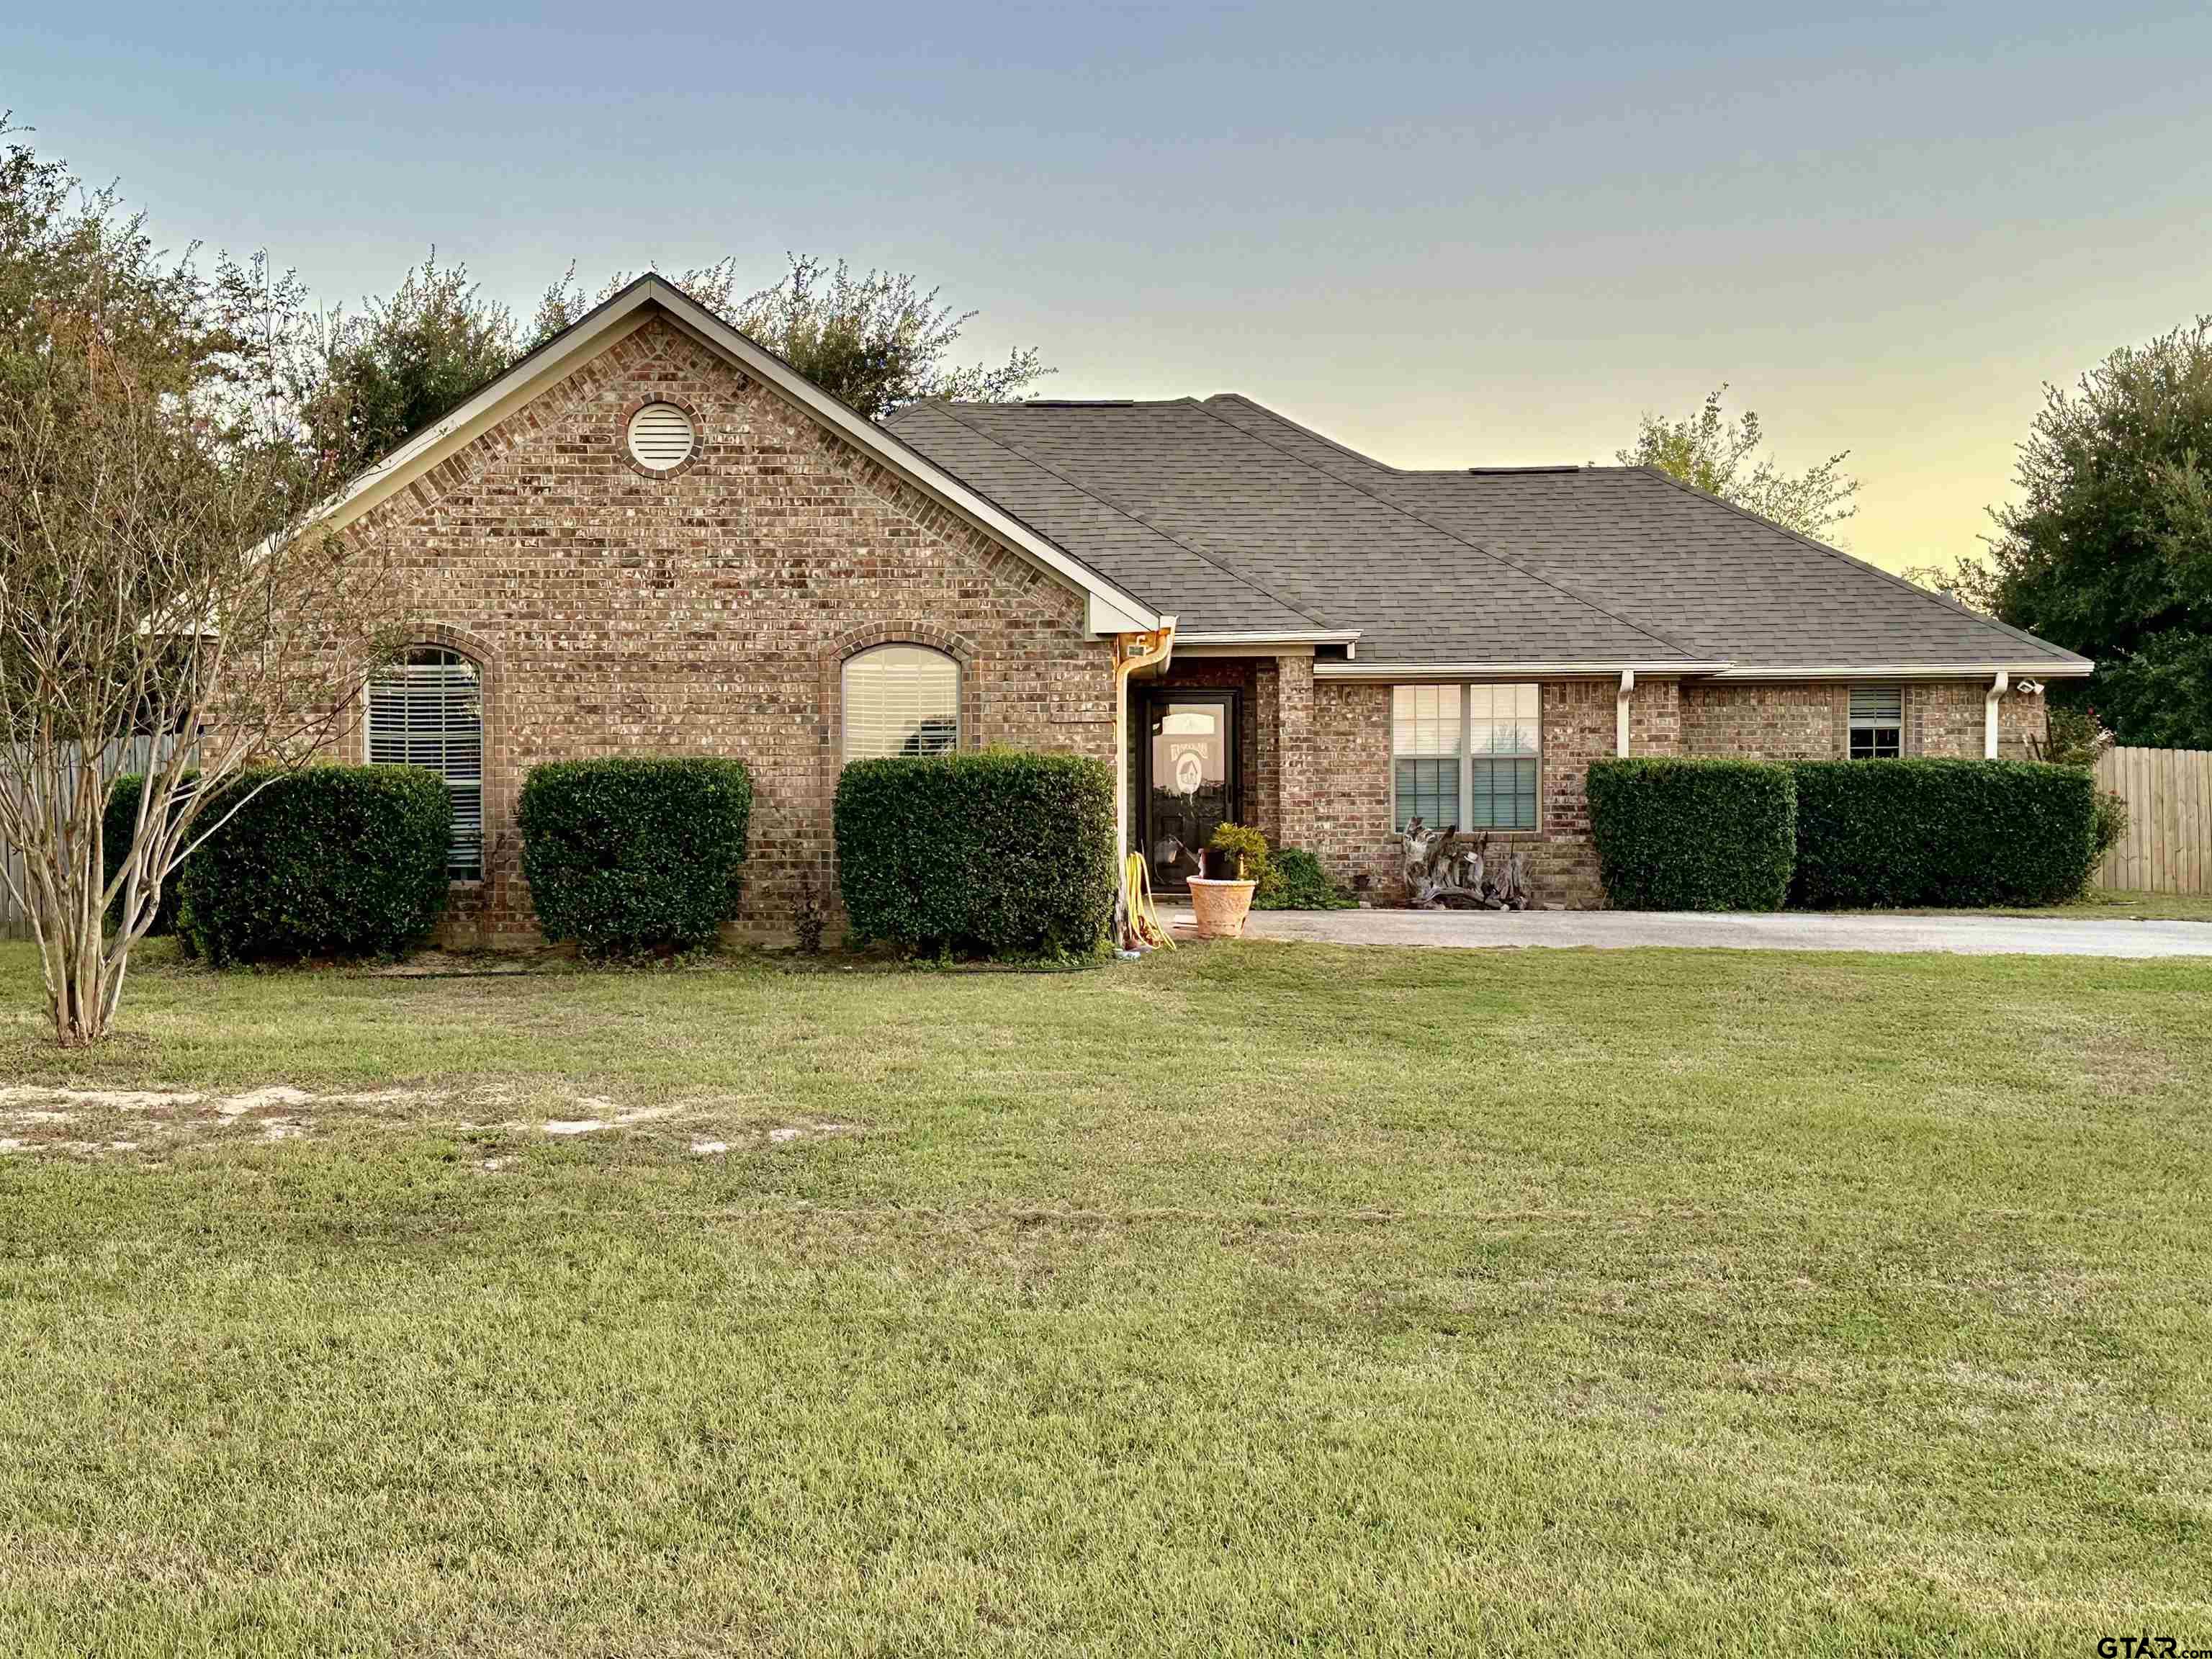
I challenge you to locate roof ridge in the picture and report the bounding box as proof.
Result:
[1623,466,2087,665]
[1199,393,1413,476]
[1184,400,1708,662]
[922,403,1339,631]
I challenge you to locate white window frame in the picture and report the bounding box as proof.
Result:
[841,644,961,763]
[1848,685,1905,760]
[367,645,484,881]
[1392,684,1542,832]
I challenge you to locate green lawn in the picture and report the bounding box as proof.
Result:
[3,938,2208,1655]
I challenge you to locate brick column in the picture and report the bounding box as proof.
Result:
[1275,652,1317,850]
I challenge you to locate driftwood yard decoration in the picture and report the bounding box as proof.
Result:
[1398,819,1534,910]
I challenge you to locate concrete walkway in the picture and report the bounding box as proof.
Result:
[1165,904,2212,958]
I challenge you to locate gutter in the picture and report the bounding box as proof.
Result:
[1314,660,1730,680]
[1315,659,2092,683]
[1707,661,2092,681]
[1175,629,1364,646]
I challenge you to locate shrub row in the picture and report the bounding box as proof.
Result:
[519,757,753,955]
[835,750,1115,958]
[176,767,453,965]
[1787,758,2097,909]
[1587,755,2100,911]
[1586,757,1798,911]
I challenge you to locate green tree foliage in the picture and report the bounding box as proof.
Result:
[1617,385,1861,544]
[293,251,521,477]
[1920,318,2212,748]
[531,252,1052,418]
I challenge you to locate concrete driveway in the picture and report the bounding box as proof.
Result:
[1171,904,2212,958]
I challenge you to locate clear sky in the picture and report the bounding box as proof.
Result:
[9,2,2209,572]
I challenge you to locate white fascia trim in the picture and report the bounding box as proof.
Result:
[1314,660,1727,680]
[1176,629,1364,645]
[1708,661,2094,680]
[308,278,1163,637]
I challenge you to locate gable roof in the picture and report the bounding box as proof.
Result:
[886,393,2091,678]
[312,276,1163,636]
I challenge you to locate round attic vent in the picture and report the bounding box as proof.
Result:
[626,402,696,472]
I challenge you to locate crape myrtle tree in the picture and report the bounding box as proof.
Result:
[0,120,404,1045]
[530,251,1053,418]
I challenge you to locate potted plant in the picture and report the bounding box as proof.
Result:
[1190,823,1268,939]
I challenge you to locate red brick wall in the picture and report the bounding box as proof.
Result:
[345,315,1115,945]
[1681,682,1846,759]
[1303,676,1681,908]
[1912,680,2048,760]
[1683,681,2050,761]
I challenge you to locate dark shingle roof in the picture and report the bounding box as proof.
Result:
[884,393,2088,673]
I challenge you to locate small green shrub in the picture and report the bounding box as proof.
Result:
[835,750,1115,958]
[1254,846,1356,911]
[102,770,199,938]
[1206,822,1271,885]
[177,767,452,965]
[1789,759,2098,909]
[519,757,753,955]
[1586,757,1797,911]
[2089,789,2129,889]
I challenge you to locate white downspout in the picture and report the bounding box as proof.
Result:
[1984,670,2008,759]
[1616,668,1635,757]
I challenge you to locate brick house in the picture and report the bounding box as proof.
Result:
[322,277,2090,942]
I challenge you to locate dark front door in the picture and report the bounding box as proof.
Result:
[1141,689,1239,891]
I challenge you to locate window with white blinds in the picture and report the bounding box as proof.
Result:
[842,644,959,761]
[367,646,484,878]
[1848,685,1903,760]
[1393,683,1541,831]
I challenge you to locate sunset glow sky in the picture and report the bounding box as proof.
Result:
[11,1,2210,573]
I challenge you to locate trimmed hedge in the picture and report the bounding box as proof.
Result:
[1789,758,2098,909]
[518,757,753,955]
[177,767,452,965]
[1586,757,1798,911]
[835,750,1115,958]
[103,770,199,938]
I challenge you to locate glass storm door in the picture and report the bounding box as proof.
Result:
[1142,691,1238,891]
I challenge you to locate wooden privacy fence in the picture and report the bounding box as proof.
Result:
[0,736,179,942]
[2095,745,2212,894]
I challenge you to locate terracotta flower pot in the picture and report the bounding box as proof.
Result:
[1187,877,1257,939]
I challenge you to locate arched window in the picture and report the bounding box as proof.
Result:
[368,645,484,879]
[842,644,959,761]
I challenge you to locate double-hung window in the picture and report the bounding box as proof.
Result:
[1848,685,1903,759]
[1391,685,1460,831]
[368,646,484,880]
[1393,684,1541,832]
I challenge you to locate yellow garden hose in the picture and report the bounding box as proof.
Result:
[1121,850,1175,951]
